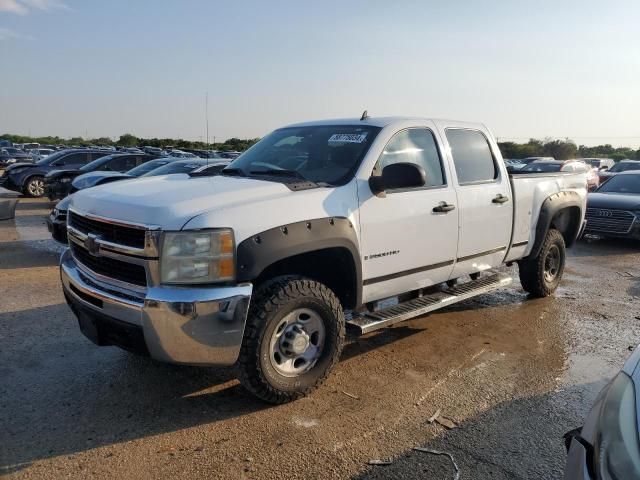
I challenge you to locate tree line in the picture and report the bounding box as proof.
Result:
[0,133,260,152]
[3,132,640,161]
[498,138,640,161]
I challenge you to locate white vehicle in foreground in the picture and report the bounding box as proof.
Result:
[60,116,587,403]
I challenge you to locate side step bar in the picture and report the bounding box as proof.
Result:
[347,273,512,335]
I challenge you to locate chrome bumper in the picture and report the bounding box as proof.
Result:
[60,248,252,366]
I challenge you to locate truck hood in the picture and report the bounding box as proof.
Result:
[70,174,304,230]
[587,192,640,210]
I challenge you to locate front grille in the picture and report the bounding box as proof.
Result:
[71,243,147,287]
[69,211,146,249]
[585,208,635,234]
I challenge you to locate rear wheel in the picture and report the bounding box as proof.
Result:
[24,176,45,197]
[237,276,345,404]
[518,228,566,297]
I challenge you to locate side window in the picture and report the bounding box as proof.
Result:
[376,128,445,187]
[55,152,87,166]
[446,129,498,184]
[107,156,137,171]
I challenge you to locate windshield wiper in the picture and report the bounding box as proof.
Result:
[219,167,247,177]
[248,168,310,181]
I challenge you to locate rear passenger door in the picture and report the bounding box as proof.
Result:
[443,128,513,278]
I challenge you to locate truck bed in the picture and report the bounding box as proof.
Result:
[505,172,587,262]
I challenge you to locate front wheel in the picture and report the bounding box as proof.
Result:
[518,228,566,297]
[237,276,345,404]
[24,176,45,197]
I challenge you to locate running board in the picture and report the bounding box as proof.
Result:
[347,273,512,335]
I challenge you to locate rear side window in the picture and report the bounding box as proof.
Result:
[107,156,138,172]
[56,152,88,166]
[376,128,445,187]
[446,129,498,184]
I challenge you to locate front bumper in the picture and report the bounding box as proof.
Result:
[45,180,72,200]
[0,174,20,192]
[584,219,640,240]
[47,211,68,244]
[564,435,591,479]
[60,249,253,366]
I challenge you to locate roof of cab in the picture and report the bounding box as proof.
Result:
[282,116,486,130]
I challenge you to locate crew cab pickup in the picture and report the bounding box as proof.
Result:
[60,116,587,403]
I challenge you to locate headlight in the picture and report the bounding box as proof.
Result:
[6,158,17,164]
[60,177,71,183]
[160,229,235,284]
[594,373,640,479]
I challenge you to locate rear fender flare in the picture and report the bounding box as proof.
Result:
[529,191,583,259]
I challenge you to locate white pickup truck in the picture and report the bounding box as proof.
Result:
[60,116,587,403]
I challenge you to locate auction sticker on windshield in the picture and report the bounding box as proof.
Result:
[328,133,368,144]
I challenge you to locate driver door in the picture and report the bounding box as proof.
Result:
[358,126,459,303]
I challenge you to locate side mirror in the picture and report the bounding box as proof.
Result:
[369,162,426,195]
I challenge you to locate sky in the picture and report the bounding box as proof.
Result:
[1,0,639,147]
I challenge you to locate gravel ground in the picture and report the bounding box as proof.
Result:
[1,198,639,479]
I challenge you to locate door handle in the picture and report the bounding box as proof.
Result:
[433,202,456,213]
[492,194,509,204]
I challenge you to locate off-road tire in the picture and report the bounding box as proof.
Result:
[518,228,566,297]
[237,276,345,404]
[24,176,45,197]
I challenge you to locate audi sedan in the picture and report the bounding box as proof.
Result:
[564,344,640,479]
[583,171,640,240]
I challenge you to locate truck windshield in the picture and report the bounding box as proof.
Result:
[597,174,640,194]
[226,125,381,185]
[609,162,640,173]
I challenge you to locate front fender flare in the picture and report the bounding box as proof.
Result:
[235,217,362,306]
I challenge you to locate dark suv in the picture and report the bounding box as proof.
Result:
[0,149,110,197]
[44,153,159,200]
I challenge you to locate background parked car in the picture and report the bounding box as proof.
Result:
[580,157,615,171]
[506,156,556,172]
[44,153,160,200]
[48,158,229,243]
[583,171,640,240]
[0,149,111,197]
[0,147,34,167]
[167,149,198,158]
[598,159,640,182]
[564,343,640,479]
[29,148,55,161]
[69,157,177,193]
[516,159,598,190]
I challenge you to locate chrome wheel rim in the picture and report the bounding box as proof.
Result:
[28,178,44,196]
[269,308,326,377]
[544,245,561,283]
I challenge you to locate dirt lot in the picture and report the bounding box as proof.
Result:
[1,198,639,479]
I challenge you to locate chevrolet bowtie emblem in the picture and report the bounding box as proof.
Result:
[84,233,100,255]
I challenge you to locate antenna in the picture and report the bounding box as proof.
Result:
[205,92,209,165]
[360,110,369,121]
